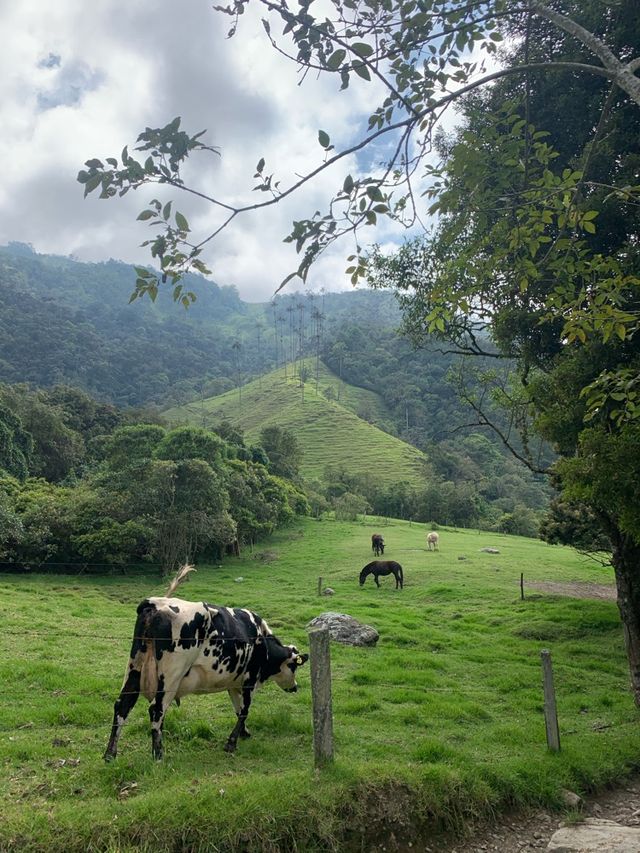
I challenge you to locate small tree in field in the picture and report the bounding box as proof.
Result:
[333,492,370,522]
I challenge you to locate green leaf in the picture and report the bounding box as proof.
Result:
[343,174,354,194]
[318,130,330,148]
[327,49,346,70]
[353,62,371,81]
[352,42,374,58]
[137,210,155,221]
[84,173,102,195]
[175,211,189,231]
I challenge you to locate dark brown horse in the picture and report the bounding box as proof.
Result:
[371,533,385,556]
[359,560,403,589]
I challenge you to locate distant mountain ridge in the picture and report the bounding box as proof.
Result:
[0,243,552,521]
[0,243,398,408]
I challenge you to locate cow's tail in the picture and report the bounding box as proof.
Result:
[165,563,196,597]
[398,563,404,585]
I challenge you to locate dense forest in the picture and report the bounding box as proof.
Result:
[0,243,552,551]
[0,382,308,571]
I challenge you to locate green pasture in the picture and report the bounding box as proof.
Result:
[1,519,638,852]
[164,362,426,487]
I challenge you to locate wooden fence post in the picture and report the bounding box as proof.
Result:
[309,626,334,766]
[317,576,323,596]
[541,649,561,752]
[520,572,525,600]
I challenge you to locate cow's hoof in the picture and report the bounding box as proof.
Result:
[224,741,237,753]
[104,751,116,762]
[239,729,251,739]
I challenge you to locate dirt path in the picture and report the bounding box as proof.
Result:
[524,580,617,601]
[427,774,640,852]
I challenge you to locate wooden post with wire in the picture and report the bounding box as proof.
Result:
[317,576,323,596]
[520,572,525,600]
[308,626,334,766]
[541,649,561,752]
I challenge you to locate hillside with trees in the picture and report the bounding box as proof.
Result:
[0,244,259,407]
[168,359,550,533]
[0,243,551,532]
[0,383,308,571]
[166,362,429,488]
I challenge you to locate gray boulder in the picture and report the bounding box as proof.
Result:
[547,819,640,851]
[480,547,501,554]
[306,612,379,646]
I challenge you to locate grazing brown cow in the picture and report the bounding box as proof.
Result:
[371,533,385,556]
[427,531,440,551]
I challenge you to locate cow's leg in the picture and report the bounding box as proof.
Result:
[228,687,252,740]
[148,674,180,760]
[375,575,380,587]
[224,687,253,753]
[104,664,142,761]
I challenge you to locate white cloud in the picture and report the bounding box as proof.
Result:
[0,0,481,301]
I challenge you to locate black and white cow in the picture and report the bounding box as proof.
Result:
[104,594,308,761]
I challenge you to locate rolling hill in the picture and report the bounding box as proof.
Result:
[165,361,428,487]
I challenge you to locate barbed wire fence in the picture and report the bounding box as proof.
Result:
[1,626,637,767]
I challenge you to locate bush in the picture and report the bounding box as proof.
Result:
[333,492,370,521]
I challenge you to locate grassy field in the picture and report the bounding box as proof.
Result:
[164,362,426,487]
[1,519,638,852]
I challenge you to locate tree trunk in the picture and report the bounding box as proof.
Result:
[611,533,640,707]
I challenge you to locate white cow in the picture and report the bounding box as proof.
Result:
[427,531,440,551]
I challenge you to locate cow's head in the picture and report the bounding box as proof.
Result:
[271,645,309,693]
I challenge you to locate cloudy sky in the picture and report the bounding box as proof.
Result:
[0,0,420,302]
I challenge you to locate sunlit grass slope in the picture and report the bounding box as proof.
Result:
[0,520,637,852]
[165,362,425,486]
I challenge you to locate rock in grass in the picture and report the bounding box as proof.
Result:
[480,547,500,554]
[306,612,379,646]
[561,789,583,809]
